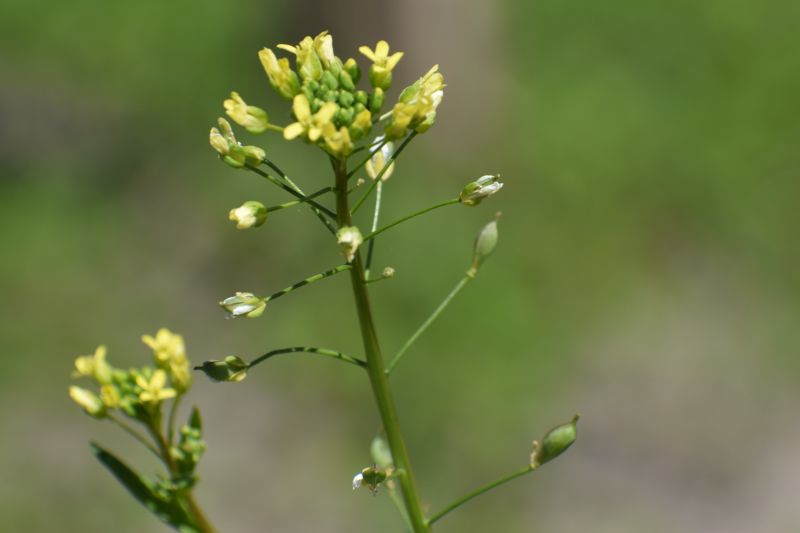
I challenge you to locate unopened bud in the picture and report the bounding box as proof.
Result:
[460,174,504,206]
[468,214,500,277]
[224,92,270,134]
[241,145,266,166]
[336,226,363,263]
[343,58,361,84]
[69,386,106,418]
[228,201,267,229]
[365,136,395,181]
[369,87,385,114]
[219,292,266,318]
[382,267,395,279]
[532,414,579,468]
[195,355,248,383]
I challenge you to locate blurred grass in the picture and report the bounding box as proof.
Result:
[1,0,799,531]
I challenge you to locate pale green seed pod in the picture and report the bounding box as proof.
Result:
[533,414,579,467]
[468,214,500,276]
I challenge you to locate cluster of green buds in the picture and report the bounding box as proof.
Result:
[210,31,444,162]
[69,328,193,421]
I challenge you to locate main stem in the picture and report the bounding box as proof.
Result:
[333,158,430,532]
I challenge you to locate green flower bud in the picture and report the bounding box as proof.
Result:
[382,266,396,279]
[338,90,354,108]
[369,87,385,114]
[459,174,504,206]
[468,214,500,277]
[344,58,361,85]
[321,70,339,90]
[354,90,368,106]
[322,90,337,103]
[336,226,363,263]
[224,92,270,134]
[219,292,266,318]
[533,414,579,468]
[195,356,248,383]
[228,201,267,229]
[258,47,301,100]
[339,70,356,92]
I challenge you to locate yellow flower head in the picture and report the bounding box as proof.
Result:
[73,345,113,385]
[322,123,354,157]
[136,369,177,406]
[100,384,121,409]
[258,48,301,100]
[224,92,270,134]
[312,31,337,69]
[278,36,322,81]
[359,40,404,90]
[142,328,185,366]
[284,95,338,143]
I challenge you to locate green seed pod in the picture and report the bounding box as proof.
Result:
[370,436,393,469]
[195,356,248,383]
[468,214,500,277]
[533,414,579,467]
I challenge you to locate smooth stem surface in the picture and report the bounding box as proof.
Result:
[333,158,430,533]
[363,198,460,243]
[364,181,383,278]
[246,163,338,222]
[427,466,534,526]
[265,186,333,212]
[387,275,472,374]
[264,265,351,303]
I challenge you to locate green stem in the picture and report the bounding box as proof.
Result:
[265,186,333,213]
[427,466,534,526]
[333,158,430,533]
[264,264,351,303]
[363,198,460,243]
[167,395,181,446]
[107,414,161,460]
[248,346,366,369]
[351,132,416,214]
[246,163,338,223]
[387,274,472,374]
[364,181,383,279]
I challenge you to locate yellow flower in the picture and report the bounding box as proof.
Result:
[277,36,322,81]
[321,123,354,157]
[100,384,121,409]
[387,65,446,138]
[349,109,372,141]
[142,328,185,365]
[258,47,301,100]
[312,31,337,69]
[359,40,403,90]
[284,95,337,143]
[69,386,105,418]
[169,354,192,394]
[224,92,270,134]
[136,369,177,405]
[73,345,113,385]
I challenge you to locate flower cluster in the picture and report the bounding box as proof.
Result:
[69,328,192,420]
[210,31,445,160]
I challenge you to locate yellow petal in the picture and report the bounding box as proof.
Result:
[283,122,305,140]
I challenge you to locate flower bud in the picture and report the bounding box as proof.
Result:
[336,226,363,263]
[196,355,248,383]
[348,110,372,141]
[532,414,579,468]
[219,292,266,318]
[369,87,384,114]
[69,386,106,418]
[468,214,500,277]
[224,92,270,134]
[240,145,266,166]
[460,174,504,206]
[343,58,361,84]
[258,48,301,100]
[381,266,395,279]
[321,70,338,90]
[228,201,268,229]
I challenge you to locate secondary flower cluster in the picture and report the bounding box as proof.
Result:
[69,328,192,420]
[209,31,445,161]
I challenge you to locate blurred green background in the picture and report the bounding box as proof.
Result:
[2,0,799,531]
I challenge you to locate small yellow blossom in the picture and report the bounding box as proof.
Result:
[169,355,192,393]
[321,123,354,157]
[73,345,113,385]
[277,36,322,81]
[336,226,363,263]
[69,386,106,418]
[136,369,177,405]
[312,31,337,69]
[100,384,121,409]
[359,41,403,90]
[224,92,270,134]
[258,48,301,100]
[142,328,185,365]
[284,95,337,143]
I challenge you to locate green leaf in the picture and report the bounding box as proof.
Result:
[90,442,199,532]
